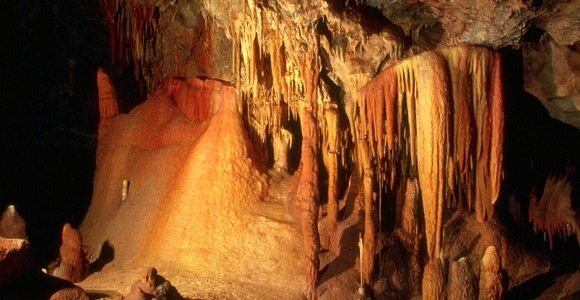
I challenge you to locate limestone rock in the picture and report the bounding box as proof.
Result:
[422,259,445,300]
[0,237,34,284]
[49,286,90,300]
[479,246,505,300]
[125,268,183,300]
[0,205,28,240]
[448,257,477,300]
[523,35,580,129]
[53,224,89,283]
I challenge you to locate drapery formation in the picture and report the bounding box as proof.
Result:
[99,0,159,91]
[355,45,505,284]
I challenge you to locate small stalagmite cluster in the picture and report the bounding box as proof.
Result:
[355,45,505,286]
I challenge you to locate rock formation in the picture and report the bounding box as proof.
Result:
[96,67,119,140]
[448,257,477,300]
[0,205,27,240]
[0,237,34,285]
[272,128,293,173]
[479,246,505,300]
[421,259,446,300]
[1,235,89,299]
[529,175,579,248]
[82,77,305,298]
[125,267,182,300]
[53,223,89,283]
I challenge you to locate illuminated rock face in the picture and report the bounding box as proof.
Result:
[82,77,305,297]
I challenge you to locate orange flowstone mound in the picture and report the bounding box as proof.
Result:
[82,77,305,296]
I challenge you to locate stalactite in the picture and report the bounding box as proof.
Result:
[100,0,123,65]
[471,48,493,223]
[97,68,119,140]
[297,103,322,300]
[272,128,293,172]
[99,0,159,93]
[529,175,579,248]
[422,259,446,300]
[360,141,376,287]
[292,34,323,300]
[355,45,506,286]
[489,51,504,208]
[414,52,449,261]
[394,178,422,295]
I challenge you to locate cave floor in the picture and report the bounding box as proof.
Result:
[80,264,294,300]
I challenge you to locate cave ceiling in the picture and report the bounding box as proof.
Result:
[112,0,580,128]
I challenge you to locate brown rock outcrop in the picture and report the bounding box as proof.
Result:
[0,237,34,285]
[125,268,182,300]
[0,205,28,240]
[53,224,89,283]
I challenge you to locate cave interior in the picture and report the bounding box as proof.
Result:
[0,0,579,299]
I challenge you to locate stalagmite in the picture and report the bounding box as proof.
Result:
[361,141,376,287]
[0,205,28,240]
[99,0,159,91]
[414,52,449,261]
[297,103,322,300]
[125,267,183,300]
[295,39,322,300]
[97,68,119,140]
[395,178,422,295]
[53,223,90,283]
[489,51,504,208]
[442,46,473,210]
[479,246,504,300]
[322,102,340,232]
[448,257,477,300]
[422,259,446,300]
[445,46,473,178]
[472,48,493,223]
[272,128,293,172]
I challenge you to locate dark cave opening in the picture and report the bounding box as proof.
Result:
[0,0,105,265]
